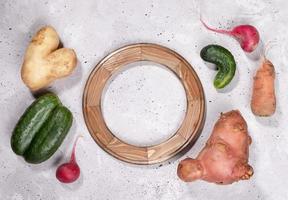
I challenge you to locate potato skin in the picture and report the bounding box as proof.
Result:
[177,110,253,184]
[251,59,276,116]
[21,26,77,91]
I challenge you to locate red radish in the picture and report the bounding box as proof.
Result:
[200,18,260,53]
[56,136,82,183]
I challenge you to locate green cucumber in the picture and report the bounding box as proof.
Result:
[11,93,61,155]
[200,44,236,89]
[24,105,73,164]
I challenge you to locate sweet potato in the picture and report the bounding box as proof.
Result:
[177,110,253,184]
[21,26,77,91]
[251,58,276,116]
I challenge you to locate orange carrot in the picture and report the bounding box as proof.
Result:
[251,55,276,116]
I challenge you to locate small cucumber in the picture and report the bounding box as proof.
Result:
[11,93,61,155]
[200,44,236,89]
[24,105,73,164]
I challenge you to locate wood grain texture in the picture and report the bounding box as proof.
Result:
[83,43,206,165]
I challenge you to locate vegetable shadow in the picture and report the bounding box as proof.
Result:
[49,61,83,93]
[246,40,264,61]
[31,61,82,97]
[216,67,240,93]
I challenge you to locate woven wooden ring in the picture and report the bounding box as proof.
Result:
[83,43,205,165]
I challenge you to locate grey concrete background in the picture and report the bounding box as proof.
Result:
[0,0,288,199]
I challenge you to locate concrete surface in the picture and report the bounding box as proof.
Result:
[0,0,288,199]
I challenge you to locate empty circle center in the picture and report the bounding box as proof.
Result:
[101,61,187,147]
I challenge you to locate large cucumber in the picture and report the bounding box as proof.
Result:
[11,93,61,155]
[24,105,73,164]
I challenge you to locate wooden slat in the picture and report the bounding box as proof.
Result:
[108,138,148,164]
[141,45,181,68]
[103,46,141,73]
[86,67,111,107]
[147,134,185,164]
[175,61,201,102]
[86,106,113,146]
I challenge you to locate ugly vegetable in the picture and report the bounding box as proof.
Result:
[251,55,276,116]
[11,93,61,155]
[200,18,260,53]
[56,136,81,183]
[177,110,253,184]
[200,44,236,89]
[11,93,73,164]
[21,26,77,91]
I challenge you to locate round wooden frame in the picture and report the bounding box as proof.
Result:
[83,43,205,165]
